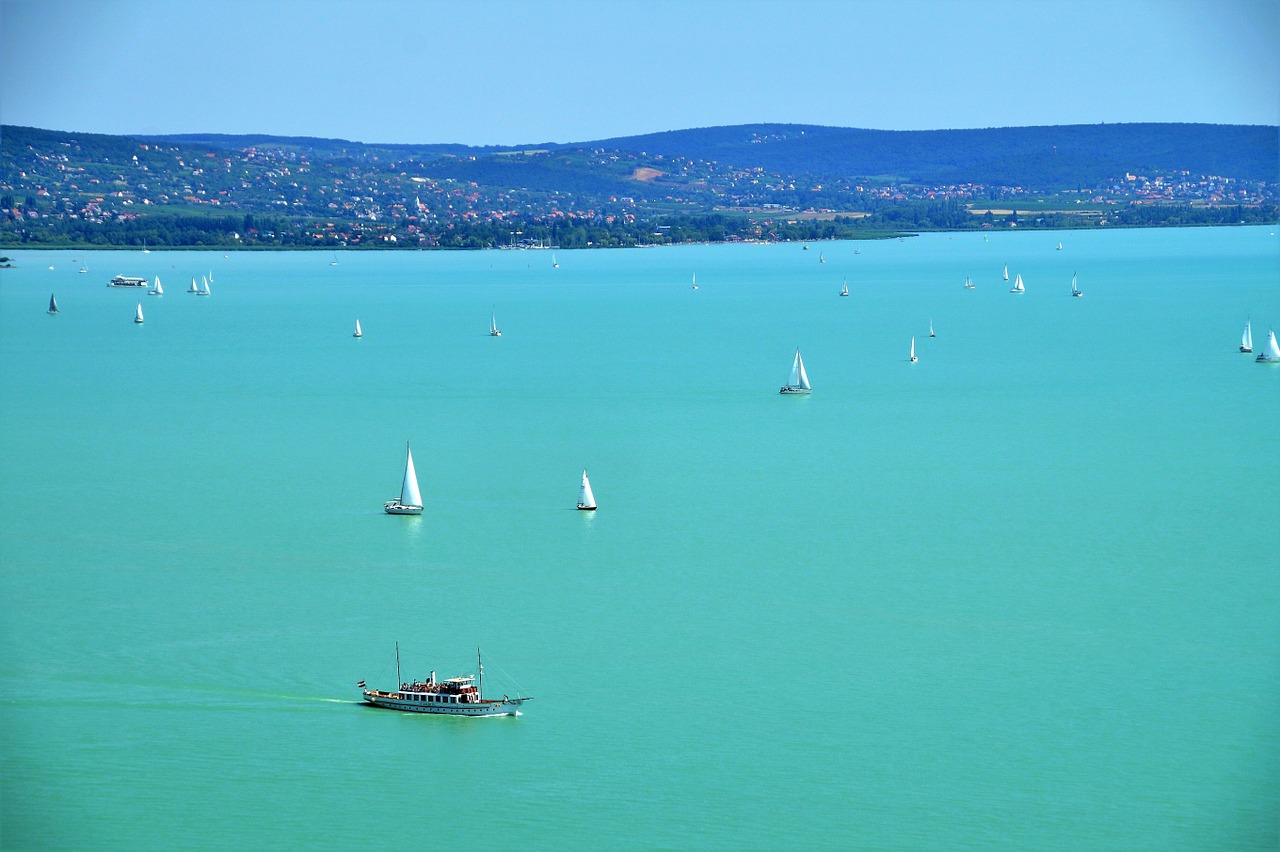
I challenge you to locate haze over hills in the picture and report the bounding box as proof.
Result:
[2,122,1276,249]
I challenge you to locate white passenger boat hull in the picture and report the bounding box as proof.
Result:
[362,689,527,716]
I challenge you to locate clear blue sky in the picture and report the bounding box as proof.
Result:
[2,0,1276,145]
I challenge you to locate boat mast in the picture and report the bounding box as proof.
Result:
[477,647,483,700]
[396,641,401,690]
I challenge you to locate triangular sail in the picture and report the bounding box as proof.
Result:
[1242,319,1253,351]
[354,319,362,337]
[579,469,596,509]
[787,349,811,390]
[1012,273,1025,292]
[910,336,916,360]
[1003,264,1009,281]
[134,303,144,323]
[1267,329,1280,359]
[400,445,423,508]
[189,277,199,293]
[1071,274,1078,294]
[48,293,58,314]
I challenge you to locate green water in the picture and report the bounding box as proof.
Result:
[2,228,1278,848]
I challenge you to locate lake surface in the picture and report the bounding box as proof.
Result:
[2,227,1278,848]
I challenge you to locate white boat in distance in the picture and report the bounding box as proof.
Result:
[840,279,849,297]
[133,303,144,324]
[197,277,211,296]
[1010,273,1025,294]
[353,319,363,338]
[48,294,59,315]
[361,645,530,717]
[692,273,697,290]
[1003,264,1009,282]
[148,275,163,296]
[577,469,596,511]
[552,253,559,268]
[489,311,501,337]
[964,276,975,290]
[779,349,811,394]
[1240,318,1253,353]
[1057,241,1064,251]
[188,277,199,294]
[929,318,936,338]
[909,336,918,362]
[1070,273,1082,298]
[384,443,424,515]
[1257,328,1280,363]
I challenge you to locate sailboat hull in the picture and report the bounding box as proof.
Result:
[778,386,811,394]
[384,502,423,515]
[577,504,597,511]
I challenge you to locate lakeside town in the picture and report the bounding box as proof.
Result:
[3,124,1276,249]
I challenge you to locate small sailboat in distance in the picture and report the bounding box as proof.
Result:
[909,336,918,363]
[779,349,811,394]
[353,319,363,338]
[840,279,849,297]
[188,277,199,294]
[552,253,559,269]
[1057,241,1064,251]
[692,273,697,290]
[48,293,59,315]
[577,469,597,511]
[1010,273,1025,294]
[964,275,976,290]
[489,311,501,337]
[929,318,936,338]
[198,277,211,296]
[1070,273,1082,298]
[1240,318,1253,353]
[384,443,424,515]
[1003,264,1009,282]
[1256,328,1280,363]
[819,252,826,264]
[149,275,163,296]
[133,302,144,324]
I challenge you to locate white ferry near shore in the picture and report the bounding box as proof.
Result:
[360,646,530,717]
[108,275,149,287]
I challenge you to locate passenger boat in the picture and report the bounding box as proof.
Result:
[360,646,530,716]
[109,275,148,288]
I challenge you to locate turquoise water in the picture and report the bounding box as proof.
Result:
[2,227,1278,848]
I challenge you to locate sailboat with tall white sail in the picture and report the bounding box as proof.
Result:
[552,253,559,269]
[353,319,363,338]
[840,279,849,297]
[197,276,211,296]
[1070,273,1082,298]
[929,319,935,338]
[691,273,697,290]
[1256,328,1280,363]
[133,303,144,324]
[779,349,811,394]
[964,275,975,290]
[489,311,501,337]
[48,294,59,315]
[1240,318,1253,353]
[577,469,596,511]
[1010,273,1025,294]
[384,443,424,515]
[1003,264,1009,282]
[909,336,918,362]
[148,275,163,296]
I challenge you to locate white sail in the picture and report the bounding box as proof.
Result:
[400,445,423,508]
[1003,264,1009,281]
[1262,329,1280,362]
[909,336,917,362]
[1011,273,1025,293]
[784,349,811,391]
[134,302,144,323]
[1241,319,1253,352]
[840,279,849,296]
[490,312,500,336]
[149,275,163,295]
[354,319,362,338]
[1071,274,1079,294]
[929,318,935,337]
[200,277,211,295]
[189,277,199,293]
[578,469,596,509]
[48,293,58,314]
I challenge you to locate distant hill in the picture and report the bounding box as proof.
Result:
[578,123,1279,188]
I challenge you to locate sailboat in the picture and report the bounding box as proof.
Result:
[133,303,144,324]
[552,253,559,269]
[489,311,501,337]
[197,277,211,296]
[148,275,163,296]
[577,469,596,511]
[1010,273,1025,294]
[1057,241,1064,251]
[779,349,811,394]
[384,443,424,515]
[1240,318,1253,353]
[929,319,936,338]
[964,275,975,290]
[353,319,363,338]
[1070,273,1082,298]
[840,279,849,297]
[1003,264,1009,281]
[330,252,338,267]
[691,273,697,290]
[819,252,826,264]
[909,336,918,362]
[1256,328,1280,363]
[188,277,200,294]
[48,294,59,315]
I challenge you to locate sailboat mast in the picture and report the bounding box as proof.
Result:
[396,641,401,690]
[477,647,483,701]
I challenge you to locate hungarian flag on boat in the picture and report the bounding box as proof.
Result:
[357,680,366,688]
